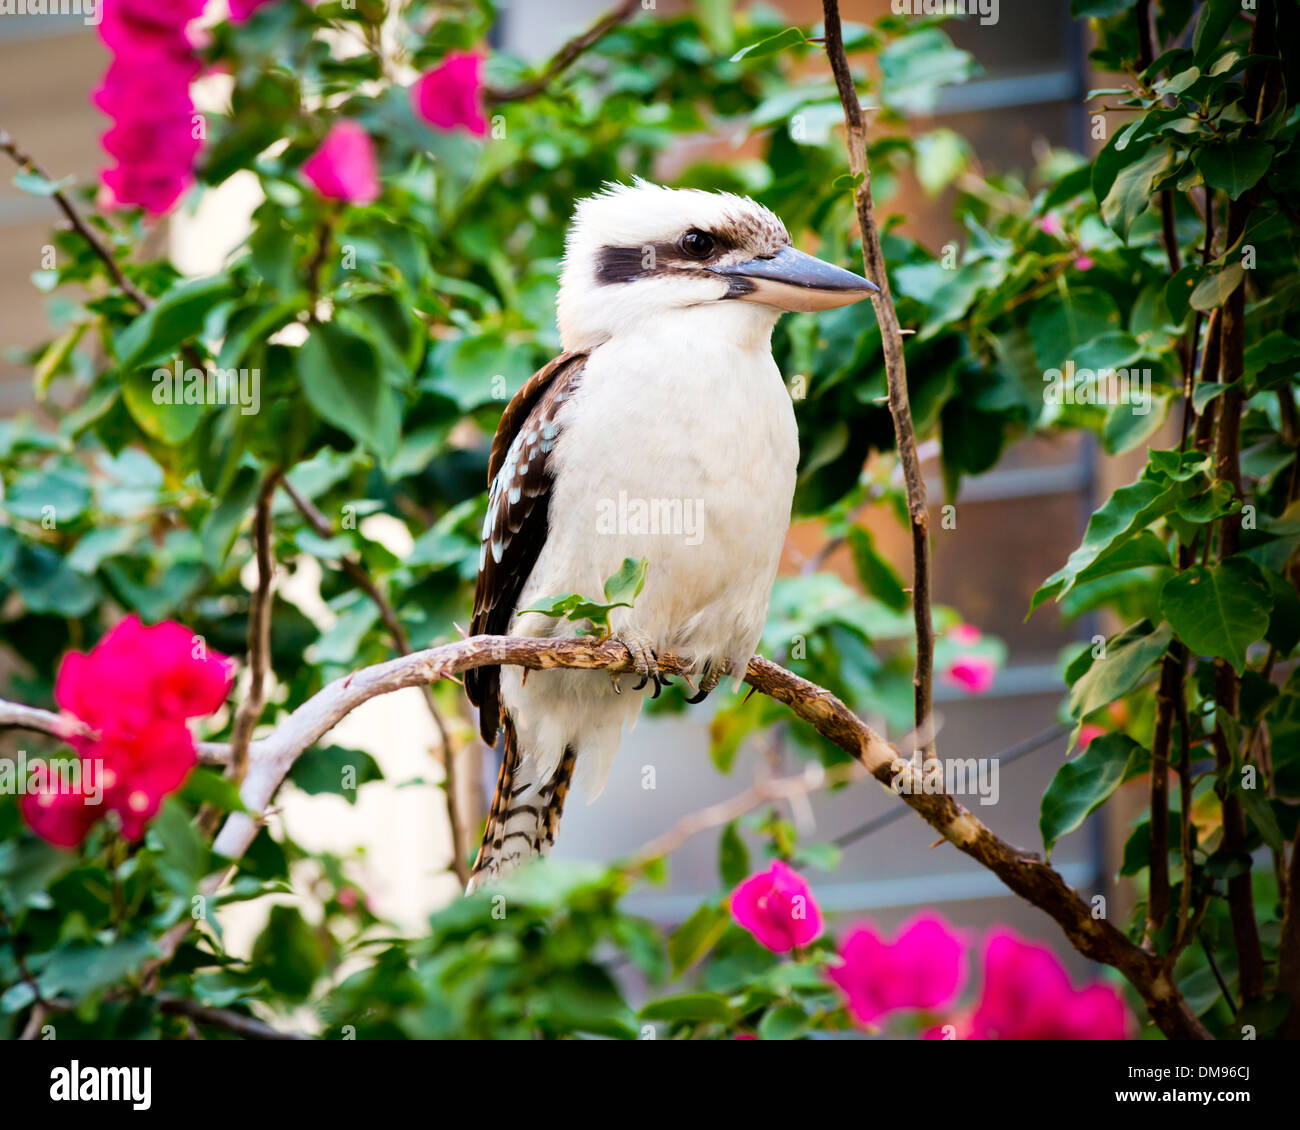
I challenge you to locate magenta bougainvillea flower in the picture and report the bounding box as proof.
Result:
[21,617,233,847]
[228,0,276,21]
[411,51,489,136]
[955,930,1130,1040]
[729,860,823,953]
[301,121,382,205]
[827,913,966,1025]
[943,654,996,695]
[92,0,205,215]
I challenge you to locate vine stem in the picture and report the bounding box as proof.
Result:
[820,0,936,768]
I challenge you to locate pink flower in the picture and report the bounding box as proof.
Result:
[411,51,489,136]
[827,913,966,1025]
[22,617,233,848]
[20,783,100,850]
[964,931,1131,1040]
[729,860,823,953]
[1076,724,1106,749]
[228,0,276,21]
[943,655,996,695]
[92,0,204,215]
[1038,213,1063,237]
[1074,256,1095,271]
[301,121,382,205]
[949,623,982,647]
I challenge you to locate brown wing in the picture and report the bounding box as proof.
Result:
[465,351,587,743]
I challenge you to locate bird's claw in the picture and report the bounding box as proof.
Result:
[616,629,663,698]
[683,660,721,705]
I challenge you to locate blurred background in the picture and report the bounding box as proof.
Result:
[0,0,1137,973]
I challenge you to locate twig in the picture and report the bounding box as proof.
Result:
[157,995,307,1040]
[281,477,469,886]
[486,0,641,103]
[228,469,282,784]
[821,0,936,767]
[627,760,865,868]
[0,128,151,310]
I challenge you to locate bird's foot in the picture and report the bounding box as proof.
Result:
[683,660,722,705]
[614,628,666,699]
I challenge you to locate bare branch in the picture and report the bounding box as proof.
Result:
[0,128,151,310]
[821,1,936,765]
[157,995,307,1040]
[228,469,282,784]
[486,0,640,103]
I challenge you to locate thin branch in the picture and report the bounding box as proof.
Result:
[280,477,469,886]
[486,0,641,103]
[0,128,151,310]
[628,759,865,868]
[157,995,307,1040]
[228,469,282,784]
[821,0,936,766]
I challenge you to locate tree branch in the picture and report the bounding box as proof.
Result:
[280,476,469,886]
[0,128,151,310]
[157,995,307,1040]
[821,0,936,766]
[485,0,641,104]
[226,469,282,786]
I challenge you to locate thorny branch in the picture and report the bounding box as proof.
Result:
[821,0,937,767]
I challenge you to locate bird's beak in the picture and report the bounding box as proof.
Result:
[712,245,879,312]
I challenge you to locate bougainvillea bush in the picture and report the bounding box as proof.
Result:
[0,0,1297,1040]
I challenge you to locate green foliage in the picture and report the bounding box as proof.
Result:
[521,556,648,637]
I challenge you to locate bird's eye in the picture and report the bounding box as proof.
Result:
[678,229,716,260]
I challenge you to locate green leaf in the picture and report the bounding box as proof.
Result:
[1193,140,1271,200]
[1160,558,1271,673]
[114,275,232,369]
[1028,288,1120,372]
[1101,143,1175,240]
[37,935,156,1000]
[1068,621,1174,718]
[121,367,207,444]
[288,745,383,804]
[1193,0,1241,61]
[718,820,750,887]
[250,905,325,1000]
[4,467,90,523]
[847,525,907,611]
[730,26,804,62]
[603,556,648,606]
[296,321,400,461]
[667,902,730,975]
[149,797,206,895]
[1190,262,1245,311]
[1031,478,1177,609]
[759,1002,810,1040]
[1041,734,1142,855]
[640,992,734,1024]
[1238,786,1284,853]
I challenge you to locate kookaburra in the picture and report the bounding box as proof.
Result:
[465,180,876,889]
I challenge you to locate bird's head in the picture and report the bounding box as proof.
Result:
[557,179,878,351]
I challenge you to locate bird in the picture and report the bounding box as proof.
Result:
[463,179,877,890]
